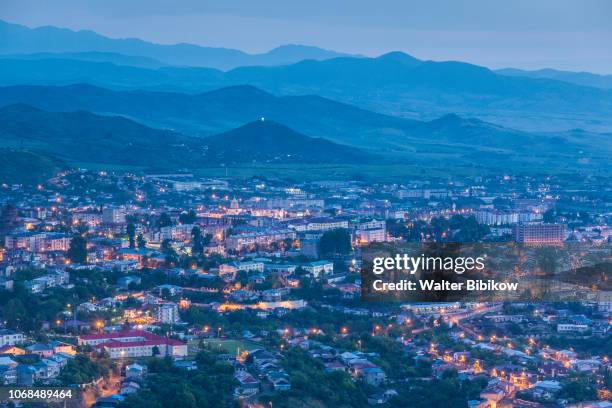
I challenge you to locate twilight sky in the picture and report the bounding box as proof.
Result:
[1,0,611,73]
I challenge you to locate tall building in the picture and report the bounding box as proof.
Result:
[102,207,126,224]
[513,223,564,244]
[156,303,180,324]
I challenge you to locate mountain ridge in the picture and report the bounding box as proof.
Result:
[0,103,375,168]
[203,119,376,164]
[0,19,354,70]
[1,49,610,132]
[496,67,612,90]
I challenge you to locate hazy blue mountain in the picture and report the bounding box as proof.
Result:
[0,58,225,92]
[497,68,612,90]
[0,103,201,168]
[0,20,353,69]
[0,104,373,168]
[224,53,612,132]
[203,120,375,164]
[0,84,608,175]
[1,49,610,132]
[0,83,412,148]
[0,51,167,69]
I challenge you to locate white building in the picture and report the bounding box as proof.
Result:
[219,261,265,275]
[78,330,187,359]
[302,261,334,279]
[161,224,195,241]
[355,228,386,244]
[102,207,126,224]
[557,323,589,333]
[156,303,180,324]
[0,329,24,347]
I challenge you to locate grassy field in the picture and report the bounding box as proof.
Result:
[192,163,487,181]
[26,157,611,184]
[190,161,607,182]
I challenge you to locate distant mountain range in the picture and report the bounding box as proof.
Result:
[0,104,374,173]
[496,68,612,90]
[0,86,609,176]
[0,83,410,148]
[223,53,612,132]
[0,19,610,178]
[1,50,610,132]
[0,20,353,70]
[0,82,572,156]
[0,51,167,69]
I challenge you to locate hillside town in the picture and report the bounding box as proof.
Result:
[0,170,610,408]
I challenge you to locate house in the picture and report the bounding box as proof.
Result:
[26,343,55,358]
[0,329,24,347]
[480,385,507,407]
[0,356,18,368]
[125,363,147,379]
[0,345,25,355]
[49,340,77,355]
[35,358,61,380]
[351,362,387,386]
[367,390,398,406]
[78,330,187,359]
[269,375,291,391]
[0,364,17,384]
[249,349,278,365]
[219,261,265,276]
[531,380,562,400]
[302,261,334,279]
[120,381,141,395]
[235,371,260,391]
[48,352,74,368]
[557,323,589,333]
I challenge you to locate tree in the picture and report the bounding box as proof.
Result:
[127,223,136,248]
[67,234,87,264]
[4,298,27,329]
[191,226,203,255]
[179,210,197,225]
[137,233,146,249]
[59,355,109,385]
[450,215,490,242]
[386,219,409,238]
[158,213,172,228]
[318,228,352,257]
[543,209,556,223]
[558,380,597,402]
